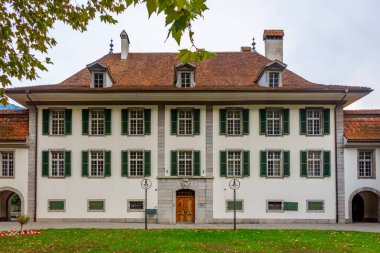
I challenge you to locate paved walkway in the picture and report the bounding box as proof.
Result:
[1,222,380,232]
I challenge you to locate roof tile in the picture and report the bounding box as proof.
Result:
[344,110,380,142]
[0,110,29,142]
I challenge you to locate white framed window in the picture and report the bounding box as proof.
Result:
[129,151,144,177]
[266,109,282,135]
[50,151,65,177]
[90,151,104,177]
[306,200,325,212]
[88,199,105,212]
[268,72,280,87]
[178,109,193,135]
[129,110,144,135]
[48,200,65,212]
[267,151,282,177]
[178,151,193,176]
[226,109,242,135]
[180,72,192,87]
[358,150,375,178]
[267,201,283,212]
[93,72,105,88]
[307,151,322,177]
[50,109,65,135]
[307,109,322,135]
[227,151,242,177]
[90,109,105,135]
[226,200,244,212]
[127,200,144,212]
[0,152,14,177]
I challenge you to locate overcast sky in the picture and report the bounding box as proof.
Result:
[10,0,380,109]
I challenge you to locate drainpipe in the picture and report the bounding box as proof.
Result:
[335,89,348,223]
[26,91,38,222]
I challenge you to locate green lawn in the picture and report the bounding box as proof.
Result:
[1,229,379,252]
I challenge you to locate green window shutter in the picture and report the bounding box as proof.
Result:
[193,150,201,176]
[300,109,307,135]
[104,151,111,177]
[260,150,267,177]
[121,109,129,135]
[42,109,50,135]
[121,151,129,177]
[243,150,250,177]
[65,150,71,177]
[144,150,151,177]
[82,151,89,177]
[323,150,331,177]
[220,151,227,177]
[170,150,178,176]
[300,150,307,177]
[242,109,249,135]
[193,109,200,135]
[259,109,266,135]
[283,150,290,177]
[82,109,89,135]
[42,150,49,177]
[283,202,298,211]
[105,109,112,135]
[65,109,72,135]
[219,109,226,135]
[323,108,330,135]
[171,109,178,135]
[282,109,289,135]
[144,109,151,135]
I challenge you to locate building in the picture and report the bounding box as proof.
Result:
[1,30,379,223]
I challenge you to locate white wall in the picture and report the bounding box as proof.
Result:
[213,105,336,220]
[37,106,158,219]
[344,147,380,219]
[0,148,29,216]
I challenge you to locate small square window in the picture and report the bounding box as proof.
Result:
[226,200,244,212]
[269,72,280,87]
[88,200,105,212]
[267,201,283,212]
[307,200,324,212]
[128,200,144,212]
[93,73,105,88]
[48,200,65,212]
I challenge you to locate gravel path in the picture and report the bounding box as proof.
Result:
[1,222,380,232]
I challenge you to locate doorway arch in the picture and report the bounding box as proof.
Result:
[0,187,24,221]
[348,187,380,223]
[176,189,195,223]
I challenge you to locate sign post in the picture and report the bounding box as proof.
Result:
[229,179,240,230]
[141,178,152,230]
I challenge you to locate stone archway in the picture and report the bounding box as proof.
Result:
[0,187,25,221]
[348,187,380,223]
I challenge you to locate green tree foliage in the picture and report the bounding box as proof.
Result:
[16,214,30,232]
[0,0,215,105]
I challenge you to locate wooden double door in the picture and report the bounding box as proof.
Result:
[176,190,195,223]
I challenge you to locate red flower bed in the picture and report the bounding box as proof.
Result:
[0,230,42,237]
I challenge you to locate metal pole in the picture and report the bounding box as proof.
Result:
[145,188,148,230]
[233,188,236,230]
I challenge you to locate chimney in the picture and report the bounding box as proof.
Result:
[263,30,284,62]
[120,30,130,60]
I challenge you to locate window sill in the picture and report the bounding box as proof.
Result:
[48,134,66,137]
[157,176,214,179]
[0,176,15,179]
[48,210,66,213]
[266,176,285,179]
[266,210,284,213]
[306,176,324,179]
[87,176,106,179]
[87,210,105,212]
[358,177,376,179]
[127,210,144,212]
[48,176,66,179]
[306,210,325,213]
[126,176,145,178]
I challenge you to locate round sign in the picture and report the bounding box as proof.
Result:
[229,179,240,190]
[141,178,152,189]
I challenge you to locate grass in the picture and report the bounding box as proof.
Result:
[0,229,379,252]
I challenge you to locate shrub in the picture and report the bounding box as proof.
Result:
[16,215,30,233]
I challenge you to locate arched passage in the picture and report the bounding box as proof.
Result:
[0,187,25,221]
[348,187,380,223]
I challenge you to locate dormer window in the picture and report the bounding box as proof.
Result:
[93,72,105,88]
[86,61,115,88]
[180,72,192,87]
[175,63,196,88]
[269,72,280,87]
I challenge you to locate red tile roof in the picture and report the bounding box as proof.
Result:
[263,30,285,38]
[344,110,380,142]
[0,110,29,142]
[7,52,371,93]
